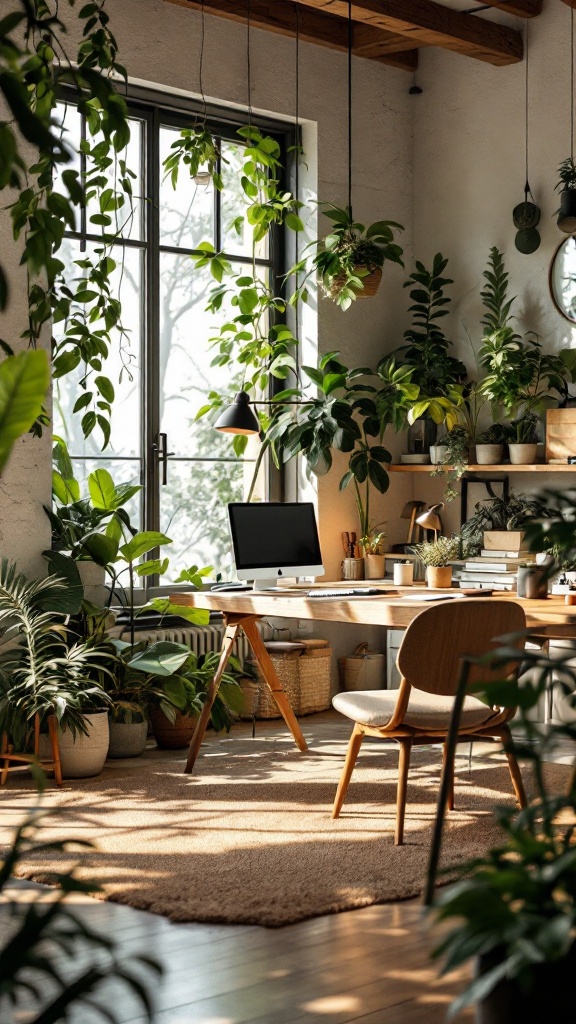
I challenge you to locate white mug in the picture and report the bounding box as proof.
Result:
[394,561,414,586]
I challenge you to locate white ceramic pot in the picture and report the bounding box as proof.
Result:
[475,443,503,465]
[108,718,148,758]
[430,445,448,465]
[508,443,537,465]
[77,560,108,606]
[365,554,385,579]
[40,711,109,779]
[427,566,452,589]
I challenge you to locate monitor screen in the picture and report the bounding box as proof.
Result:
[228,502,323,572]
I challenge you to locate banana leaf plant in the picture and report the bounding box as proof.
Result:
[258,353,418,540]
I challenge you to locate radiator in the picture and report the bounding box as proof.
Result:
[112,621,274,664]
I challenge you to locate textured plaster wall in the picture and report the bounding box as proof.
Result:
[412,0,576,534]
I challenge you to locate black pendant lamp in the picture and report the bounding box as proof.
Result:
[214,392,260,434]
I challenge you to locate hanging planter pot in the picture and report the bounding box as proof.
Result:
[354,266,382,298]
[557,188,576,233]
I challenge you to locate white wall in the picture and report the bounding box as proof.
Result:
[411,0,576,534]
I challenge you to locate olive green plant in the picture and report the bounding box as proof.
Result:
[461,490,557,553]
[412,535,461,568]
[1,814,161,1023]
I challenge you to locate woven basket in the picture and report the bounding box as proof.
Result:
[298,648,332,715]
[241,651,301,719]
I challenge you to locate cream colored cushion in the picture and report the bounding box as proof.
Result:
[332,688,494,731]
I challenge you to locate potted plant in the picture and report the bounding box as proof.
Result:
[505,412,540,465]
[0,561,113,780]
[555,156,576,233]
[361,527,388,579]
[475,422,509,465]
[412,535,461,589]
[461,490,558,555]
[149,650,244,748]
[395,253,467,455]
[292,204,403,310]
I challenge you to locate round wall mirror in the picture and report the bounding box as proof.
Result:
[550,236,576,323]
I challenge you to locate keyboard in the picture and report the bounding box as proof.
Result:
[307,588,392,598]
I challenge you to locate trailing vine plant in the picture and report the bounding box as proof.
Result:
[1,0,136,451]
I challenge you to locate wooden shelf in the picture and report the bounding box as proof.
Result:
[389,464,576,473]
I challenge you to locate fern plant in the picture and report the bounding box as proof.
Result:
[1,814,161,1023]
[0,561,111,749]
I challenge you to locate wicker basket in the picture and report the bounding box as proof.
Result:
[298,647,332,714]
[239,642,333,719]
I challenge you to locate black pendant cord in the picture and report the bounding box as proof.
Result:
[247,0,253,126]
[524,17,531,202]
[199,0,207,123]
[565,4,569,163]
[571,5,574,165]
[348,0,353,216]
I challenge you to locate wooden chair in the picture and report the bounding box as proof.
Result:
[331,599,527,845]
[1,713,62,786]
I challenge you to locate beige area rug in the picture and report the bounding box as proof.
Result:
[0,714,570,927]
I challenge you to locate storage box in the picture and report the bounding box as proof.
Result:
[240,641,332,719]
[546,408,576,462]
[483,531,525,551]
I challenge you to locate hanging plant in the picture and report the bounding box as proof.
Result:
[290,204,403,311]
[555,157,576,233]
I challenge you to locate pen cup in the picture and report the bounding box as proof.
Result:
[393,561,414,586]
[341,557,365,581]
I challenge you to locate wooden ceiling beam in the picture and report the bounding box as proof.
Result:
[292,0,524,66]
[480,0,543,15]
[162,0,419,71]
[559,0,576,9]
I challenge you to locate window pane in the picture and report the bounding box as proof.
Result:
[160,460,252,581]
[54,103,82,232]
[159,125,214,251]
[86,117,145,242]
[221,140,268,260]
[159,254,261,458]
[53,241,143,459]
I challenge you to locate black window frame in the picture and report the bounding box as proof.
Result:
[57,84,295,590]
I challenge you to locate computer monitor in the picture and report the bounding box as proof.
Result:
[228,502,324,590]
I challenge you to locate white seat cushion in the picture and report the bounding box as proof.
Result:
[332,688,494,731]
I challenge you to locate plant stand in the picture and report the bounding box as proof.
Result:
[1,713,62,786]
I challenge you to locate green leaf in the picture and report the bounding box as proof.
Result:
[120,531,172,563]
[41,550,84,614]
[135,557,170,577]
[127,641,190,677]
[52,470,80,504]
[0,351,49,472]
[88,467,116,509]
[81,532,119,566]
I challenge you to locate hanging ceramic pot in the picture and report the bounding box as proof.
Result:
[557,189,576,233]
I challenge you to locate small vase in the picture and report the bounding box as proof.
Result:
[341,557,365,581]
[508,443,537,465]
[365,554,385,579]
[475,443,503,465]
[430,445,448,465]
[427,565,452,589]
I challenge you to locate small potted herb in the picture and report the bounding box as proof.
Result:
[412,535,461,589]
[361,528,388,579]
[555,157,576,233]
[475,422,508,465]
[295,204,403,310]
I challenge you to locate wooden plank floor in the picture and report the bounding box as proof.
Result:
[2,710,489,1023]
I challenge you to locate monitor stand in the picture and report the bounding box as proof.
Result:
[252,578,281,591]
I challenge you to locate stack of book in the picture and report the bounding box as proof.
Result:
[457,550,534,592]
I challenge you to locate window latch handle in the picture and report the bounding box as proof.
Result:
[152,432,174,485]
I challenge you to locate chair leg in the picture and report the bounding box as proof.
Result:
[395,737,413,846]
[500,725,527,809]
[48,716,63,786]
[442,740,455,811]
[332,724,364,819]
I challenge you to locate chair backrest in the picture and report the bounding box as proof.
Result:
[396,599,526,697]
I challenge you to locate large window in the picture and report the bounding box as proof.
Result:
[54,95,288,583]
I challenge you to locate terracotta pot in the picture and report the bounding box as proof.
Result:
[150,708,199,749]
[508,443,537,465]
[364,554,385,579]
[39,710,109,779]
[475,443,503,465]
[426,566,452,589]
[354,266,382,298]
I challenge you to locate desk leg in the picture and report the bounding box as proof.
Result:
[184,621,241,774]
[241,619,308,753]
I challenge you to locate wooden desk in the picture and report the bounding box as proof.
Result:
[171,587,576,774]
